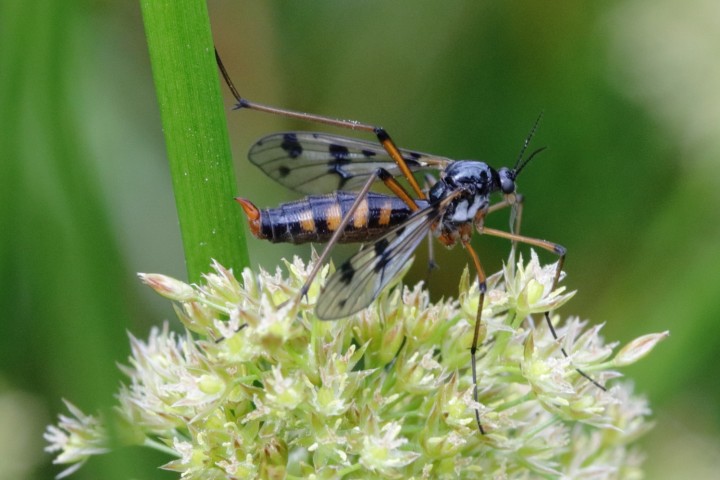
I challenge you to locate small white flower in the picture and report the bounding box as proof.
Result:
[501,251,576,318]
[360,422,420,472]
[44,401,108,478]
[264,366,305,411]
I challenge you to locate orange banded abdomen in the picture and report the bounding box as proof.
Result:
[237,192,425,244]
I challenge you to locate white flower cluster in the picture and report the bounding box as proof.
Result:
[45,254,667,479]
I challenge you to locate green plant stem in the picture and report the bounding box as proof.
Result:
[139,0,248,282]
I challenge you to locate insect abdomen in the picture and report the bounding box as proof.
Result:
[237,192,424,244]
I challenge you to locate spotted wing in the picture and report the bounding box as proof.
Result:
[248,132,449,194]
[315,204,443,320]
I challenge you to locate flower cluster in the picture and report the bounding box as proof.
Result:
[46,253,666,478]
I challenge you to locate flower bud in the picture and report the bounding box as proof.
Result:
[613,331,669,367]
[138,273,194,301]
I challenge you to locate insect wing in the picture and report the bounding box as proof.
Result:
[249,132,447,194]
[315,204,443,320]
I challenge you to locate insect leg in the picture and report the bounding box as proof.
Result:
[486,193,525,264]
[296,169,383,302]
[216,49,427,199]
[216,49,378,132]
[481,228,606,391]
[423,173,439,273]
[462,239,487,435]
[295,167,419,303]
[483,193,525,267]
[510,194,524,236]
[373,128,425,199]
[377,169,421,211]
[486,193,523,233]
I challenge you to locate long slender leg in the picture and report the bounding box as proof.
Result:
[509,194,524,236]
[458,198,527,434]
[296,167,420,302]
[216,49,426,199]
[508,195,524,266]
[481,228,606,391]
[485,193,524,238]
[423,174,439,273]
[484,193,524,267]
[377,170,421,211]
[373,128,425,198]
[486,194,519,217]
[462,240,487,435]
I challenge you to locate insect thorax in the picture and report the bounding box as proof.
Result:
[428,160,501,229]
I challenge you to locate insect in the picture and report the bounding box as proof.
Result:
[216,50,604,434]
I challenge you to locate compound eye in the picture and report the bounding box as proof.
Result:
[498,168,515,194]
[501,178,514,194]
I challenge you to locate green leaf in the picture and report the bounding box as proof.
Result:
[140,0,248,282]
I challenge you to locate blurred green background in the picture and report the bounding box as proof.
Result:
[2,0,719,478]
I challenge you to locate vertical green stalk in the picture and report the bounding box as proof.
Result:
[140,0,247,282]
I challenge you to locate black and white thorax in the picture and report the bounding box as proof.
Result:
[428,160,517,246]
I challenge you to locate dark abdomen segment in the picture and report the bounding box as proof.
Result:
[237,192,425,244]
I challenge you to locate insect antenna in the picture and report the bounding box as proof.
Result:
[512,112,544,176]
[514,146,546,178]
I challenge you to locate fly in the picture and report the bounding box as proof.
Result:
[215,50,605,434]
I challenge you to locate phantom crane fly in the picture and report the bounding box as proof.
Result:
[216,50,604,434]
